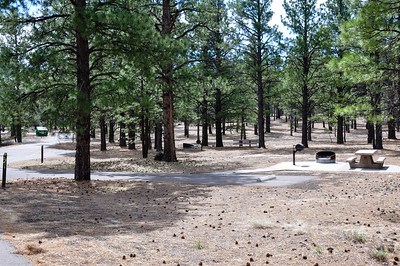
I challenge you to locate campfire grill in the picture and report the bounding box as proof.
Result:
[316,151,336,163]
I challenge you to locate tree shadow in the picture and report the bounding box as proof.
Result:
[0,179,212,238]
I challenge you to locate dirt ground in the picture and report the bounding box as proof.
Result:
[1,119,400,266]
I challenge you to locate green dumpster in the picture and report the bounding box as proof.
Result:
[36,126,48,136]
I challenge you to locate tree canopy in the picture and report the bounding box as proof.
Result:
[1,0,399,180]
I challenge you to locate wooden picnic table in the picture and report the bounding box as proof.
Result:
[347,149,386,169]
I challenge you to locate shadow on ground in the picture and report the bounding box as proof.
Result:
[0,179,212,238]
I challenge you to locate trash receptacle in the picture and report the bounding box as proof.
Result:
[36,127,48,136]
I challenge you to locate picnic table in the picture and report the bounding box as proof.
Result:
[346,149,386,169]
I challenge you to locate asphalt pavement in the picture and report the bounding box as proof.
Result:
[0,234,33,265]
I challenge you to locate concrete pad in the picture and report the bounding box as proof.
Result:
[272,161,400,173]
[235,162,400,173]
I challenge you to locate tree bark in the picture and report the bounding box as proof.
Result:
[301,87,309,148]
[119,120,127,147]
[141,108,150,158]
[160,0,177,162]
[100,116,106,151]
[366,122,374,144]
[109,119,115,143]
[128,126,135,150]
[74,0,91,181]
[257,47,265,147]
[90,128,95,138]
[162,85,177,161]
[16,124,22,143]
[184,119,189,138]
[337,115,344,144]
[388,119,396,139]
[374,123,383,149]
[265,111,271,133]
[240,114,246,141]
[215,88,223,147]
[201,95,209,146]
[154,122,163,152]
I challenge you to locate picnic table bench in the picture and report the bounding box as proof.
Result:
[347,150,385,169]
[57,132,75,143]
[233,139,259,147]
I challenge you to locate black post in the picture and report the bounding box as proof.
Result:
[2,153,7,188]
[293,144,304,165]
[293,145,296,165]
[41,145,44,163]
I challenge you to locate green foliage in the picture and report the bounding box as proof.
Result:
[0,0,398,153]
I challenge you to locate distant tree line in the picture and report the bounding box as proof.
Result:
[0,0,399,180]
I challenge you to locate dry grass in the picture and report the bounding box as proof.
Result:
[19,244,46,256]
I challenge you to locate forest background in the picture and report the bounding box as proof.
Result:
[1,0,399,180]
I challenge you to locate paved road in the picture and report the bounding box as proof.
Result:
[2,135,318,187]
[0,234,33,266]
[1,135,73,164]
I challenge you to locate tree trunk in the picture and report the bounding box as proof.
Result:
[256,31,265,147]
[162,85,177,161]
[10,124,15,139]
[290,115,293,136]
[160,0,177,162]
[128,126,135,150]
[367,122,374,144]
[100,116,106,151]
[215,88,223,147]
[276,107,282,119]
[127,110,135,150]
[154,122,163,152]
[256,80,264,146]
[301,91,309,148]
[388,119,396,139]
[16,124,22,143]
[74,0,91,181]
[141,107,150,158]
[147,121,152,150]
[196,122,201,144]
[184,119,189,138]
[201,96,209,146]
[119,120,127,147]
[374,123,383,149]
[337,115,344,144]
[240,115,246,141]
[265,112,271,133]
[109,119,115,143]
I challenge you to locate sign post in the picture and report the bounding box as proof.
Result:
[2,153,7,188]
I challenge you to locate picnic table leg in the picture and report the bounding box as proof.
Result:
[359,155,373,166]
